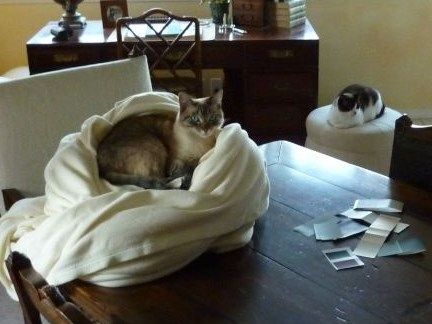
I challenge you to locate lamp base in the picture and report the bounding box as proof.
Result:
[58,12,86,29]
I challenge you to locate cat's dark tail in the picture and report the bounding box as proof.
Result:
[103,172,192,190]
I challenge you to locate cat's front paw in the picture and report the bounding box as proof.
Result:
[169,159,186,177]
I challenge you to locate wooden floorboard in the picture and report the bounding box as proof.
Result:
[0,285,23,324]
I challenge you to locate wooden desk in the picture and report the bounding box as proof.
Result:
[26,21,319,145]
[39,141,431,323]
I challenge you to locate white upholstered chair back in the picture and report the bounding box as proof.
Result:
[0,57,152,213]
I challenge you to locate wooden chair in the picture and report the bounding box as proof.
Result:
[116,8,203,97]
[2,191,94,324]
[389,114,432,192]
[0,57,153,323]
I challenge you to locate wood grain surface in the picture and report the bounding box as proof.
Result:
[56,141,432,323]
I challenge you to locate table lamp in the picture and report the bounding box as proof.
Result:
[54,0,87,29]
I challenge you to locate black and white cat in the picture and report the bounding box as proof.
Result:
[328,84,385,128]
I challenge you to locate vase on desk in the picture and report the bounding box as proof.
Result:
[209,1,229,24]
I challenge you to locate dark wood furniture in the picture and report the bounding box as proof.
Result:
[26,20,319,144]
[5,141,432,323]
[390,114,432,192]
[6,253,91,324]
[116,9,203,97]
[2,189,24,211]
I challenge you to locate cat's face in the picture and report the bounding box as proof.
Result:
[337,93,357,112]
[334,93,359,115]
[178,90,225,138]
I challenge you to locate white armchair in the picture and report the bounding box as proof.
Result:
[0,56,152,214]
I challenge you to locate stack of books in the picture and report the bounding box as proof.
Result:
[267,0,307,29]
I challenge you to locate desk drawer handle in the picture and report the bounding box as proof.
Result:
[53,53,79,63]
[268,49,294,59]
[273,84,292,91]
[241,4,253,10]
[240,14,255,22]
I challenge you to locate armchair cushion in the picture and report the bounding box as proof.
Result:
[0,57,152,214]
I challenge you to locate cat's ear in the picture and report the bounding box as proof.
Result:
[211,89,223,105]
[178,92,192,112]
[338,94,355,111]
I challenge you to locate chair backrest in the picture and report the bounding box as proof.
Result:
[0,56,152,214]
[116,8,202,97]
[389,114,432,192]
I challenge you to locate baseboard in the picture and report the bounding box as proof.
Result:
[399,108,432,120]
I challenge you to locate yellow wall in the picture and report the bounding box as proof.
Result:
[308,0,432,111]
[1,1,432,111]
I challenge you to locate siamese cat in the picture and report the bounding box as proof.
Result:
[97,90,224,190]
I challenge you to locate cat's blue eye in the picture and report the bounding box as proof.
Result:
[189,115,200,124]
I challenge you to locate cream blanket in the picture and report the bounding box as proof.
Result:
[0,92,269,300]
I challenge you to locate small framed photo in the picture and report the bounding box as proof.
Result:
[100,0,129,29]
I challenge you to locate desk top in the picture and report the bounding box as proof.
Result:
[60,141,432,323]
[27,20,319,46]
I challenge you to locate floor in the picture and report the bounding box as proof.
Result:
[0,286,23,324]
[413,117,432,125]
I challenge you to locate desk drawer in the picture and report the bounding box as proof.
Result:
[244,71,316,103]
[27,46,104,74]
[244,103,309,134]
[201,43,241,69]
[244,42,318,69]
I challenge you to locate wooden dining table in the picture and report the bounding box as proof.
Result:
[48,140,432,323]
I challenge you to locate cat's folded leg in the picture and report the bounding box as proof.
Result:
[166,165,194,190]
[165,177,183,189]
[179,172,193,190]
[168,158,186,177]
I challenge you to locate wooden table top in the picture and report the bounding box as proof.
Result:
[27,20,319,46]
[60,141,432,323]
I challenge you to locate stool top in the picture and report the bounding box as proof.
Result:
[306,105,402,152]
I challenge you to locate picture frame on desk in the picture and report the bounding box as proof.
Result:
[100,0,129,29]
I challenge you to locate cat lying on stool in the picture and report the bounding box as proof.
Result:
[328,84,385,128]
[97,90,225,190]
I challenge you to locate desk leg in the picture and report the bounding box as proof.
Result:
[223,69,244,125]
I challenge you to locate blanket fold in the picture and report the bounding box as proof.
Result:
[0,92,269,300]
